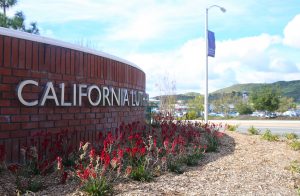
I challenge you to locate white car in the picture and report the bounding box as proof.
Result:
[251,112,265,117]
[283,110,297,117]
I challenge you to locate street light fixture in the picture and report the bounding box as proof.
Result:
[204,5,226,124]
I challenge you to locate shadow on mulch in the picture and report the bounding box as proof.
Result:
[189,132,236,170]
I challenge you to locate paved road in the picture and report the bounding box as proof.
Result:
[209,120,300,136]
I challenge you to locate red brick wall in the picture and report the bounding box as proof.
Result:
[0,33,146,162]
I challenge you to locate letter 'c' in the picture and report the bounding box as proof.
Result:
[17,80,39,106]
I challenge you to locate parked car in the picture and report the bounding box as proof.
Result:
[228,112,239,117]
[215,113,224,117]
[265,112,277,118]
[251,111,265,117]
[208,112,216,116]
[282,110,297,117]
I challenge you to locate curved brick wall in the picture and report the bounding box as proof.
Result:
[0,28,146,162]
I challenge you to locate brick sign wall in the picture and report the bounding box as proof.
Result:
[0,28,146,162]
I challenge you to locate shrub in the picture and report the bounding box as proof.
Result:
[205,133,219,152]
[248,126,260,135]
[130,163,153,182]
[81,177,112,196]
[167,160,184,174]
[288,140,300,151]
[286,160,300,174]
[236,102,253,115]
[284,133,298,140]
[182,153,203,166]
[185,111,198,120]
[227,124,238,132]
[261,129,279,142]
[16,177,43,194]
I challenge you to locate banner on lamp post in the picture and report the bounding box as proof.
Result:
[208,30,215,57]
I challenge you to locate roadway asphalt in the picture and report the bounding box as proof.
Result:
[209,120,300,136]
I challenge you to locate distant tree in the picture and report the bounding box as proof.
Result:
[0,0,17,17]
[211,92,241,115]
[156,74,176,115]
[0,0,39,34]
[185,111,197,120]
[10,11,25,29]
[235,102,253,114]
[250,86,280,112]
[25,21,39,34]
[277,97,296,112]
[188,95,204,116]
[0,13,8,27]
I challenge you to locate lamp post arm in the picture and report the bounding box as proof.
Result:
[208,5,226,12]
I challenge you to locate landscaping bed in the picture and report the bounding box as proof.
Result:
[0,122,299,195]
[114,131,300,195]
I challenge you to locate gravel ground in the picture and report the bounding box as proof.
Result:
[1,131,299,195]
[113,132,300,196]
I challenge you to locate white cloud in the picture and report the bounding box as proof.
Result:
[6,1,299,97]
[8,0,251,42]
[283,14,300,48]
[269,58,298,73]
[128,33,299,97]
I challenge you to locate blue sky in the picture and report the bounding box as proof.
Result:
[8,0,300,97]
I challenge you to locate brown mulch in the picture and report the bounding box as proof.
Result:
[1,131,299,195]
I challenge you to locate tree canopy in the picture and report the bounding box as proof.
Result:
[250,86,280,112]
[0,0,39,34]
[277,97,296,112]
[235,102,253,115]
[188,95,204,115]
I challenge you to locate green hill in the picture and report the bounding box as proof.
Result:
[212,80,300,102]
[152,92,201,103]
[151,80,300,103]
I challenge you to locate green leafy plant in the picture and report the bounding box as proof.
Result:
[16,177,43,194]
[82,177,112,196]
[227,124,238,132]
[261,129,279,142]
[205,133,219,152]
[284,133,298,140]
[167,160,184,174]
[248,126,260,135]
[286,160,300,174]
[182,153,203,166]
[130,163,153,182]
[288,140,300,151]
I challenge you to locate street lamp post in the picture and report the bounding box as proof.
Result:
[204,5,226,123]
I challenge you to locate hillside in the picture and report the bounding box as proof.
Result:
[152,92,201,102]
[212,80,300,102]
[151,80,300,102]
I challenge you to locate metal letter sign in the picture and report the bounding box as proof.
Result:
[16,80,148,107]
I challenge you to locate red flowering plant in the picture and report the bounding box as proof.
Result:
[47,129,77,167]
[55,156,68,184]
[150,118,225,173]
[15,129,77,177]
[75,131,125,195]
[202,122,225,152]
[0,144,6,171]
[0,117,225,194]
[121,130,153,181]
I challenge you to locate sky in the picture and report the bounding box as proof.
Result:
[7,0,300,97]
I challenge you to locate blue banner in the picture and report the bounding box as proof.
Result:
[208,30,215,57]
